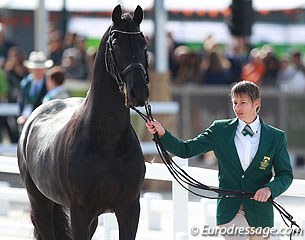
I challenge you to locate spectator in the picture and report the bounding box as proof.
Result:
[241,48,266,86]
[260,45,280,87]
[276,54,305,93]
[291,50,305,75]
[201,47,231,85]
[0,66,8,102]
[167,32,179,78]
[0,23,15,67]
[3,46,28,102]
[43,66,69,103]
[2,46,28,143]
[63,32,78,49]
[17,51,53,126]
[48,30,64,66]
[0,67,8,142]
[75,35,88,67]
[225,38,248,84]
[61,47,87,80]
[173,46,201,85]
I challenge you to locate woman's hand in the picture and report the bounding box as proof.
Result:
[252,187,272,202]
[145,120,166,137]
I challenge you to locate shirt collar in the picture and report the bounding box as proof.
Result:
[48,85,65,98]
[238,116,260,135]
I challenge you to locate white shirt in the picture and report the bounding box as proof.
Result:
[234,116,261,171]
[43,85,66,103]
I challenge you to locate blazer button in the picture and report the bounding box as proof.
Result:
[241,175,245,178]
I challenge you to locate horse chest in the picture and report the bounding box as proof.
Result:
[67,145,145,187]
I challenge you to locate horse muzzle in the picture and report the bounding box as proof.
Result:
[123,64,149,107]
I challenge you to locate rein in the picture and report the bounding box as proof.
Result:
[130,103,302,239]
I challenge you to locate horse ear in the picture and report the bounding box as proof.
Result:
[133,5,143,25]
[112,4,122,25]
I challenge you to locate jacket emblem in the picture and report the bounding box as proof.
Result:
[259,156,271,170]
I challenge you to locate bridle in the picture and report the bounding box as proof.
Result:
[105,28,150,95]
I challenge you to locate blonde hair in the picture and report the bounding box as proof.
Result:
[231,80,261,112]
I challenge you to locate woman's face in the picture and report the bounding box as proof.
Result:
[232,94,260,124]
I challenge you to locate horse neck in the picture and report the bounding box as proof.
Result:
[82,49,131,142]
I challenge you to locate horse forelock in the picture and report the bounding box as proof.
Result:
[113,14,140,32]
[121,13,132,20]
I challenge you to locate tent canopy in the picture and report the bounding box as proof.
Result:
[1,0,305,11]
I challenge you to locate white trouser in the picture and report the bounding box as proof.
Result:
[219,207,270,240]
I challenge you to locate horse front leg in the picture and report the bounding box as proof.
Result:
[70,205,92,240]
[115,198,140,240]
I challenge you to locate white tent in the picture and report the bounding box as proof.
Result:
[1,0,305,11]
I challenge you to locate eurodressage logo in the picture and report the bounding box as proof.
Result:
[259,156,271,170]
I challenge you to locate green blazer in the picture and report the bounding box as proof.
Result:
[160,118,293,227]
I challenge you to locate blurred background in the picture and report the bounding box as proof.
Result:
[0,1,305,239]
[1,0,303,174]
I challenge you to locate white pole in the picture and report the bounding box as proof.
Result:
[172,157,189,240]
[154,0,168,73]
[35,0,48,53]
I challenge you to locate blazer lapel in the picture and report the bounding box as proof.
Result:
[245,118,274,173]
[223,118,243,170]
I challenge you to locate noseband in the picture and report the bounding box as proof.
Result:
[105,29,150,93]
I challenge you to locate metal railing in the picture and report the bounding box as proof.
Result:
[0,101,179,156]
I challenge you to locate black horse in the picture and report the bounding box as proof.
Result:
[17,5,149,240]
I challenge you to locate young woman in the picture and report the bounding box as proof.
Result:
[146,80,293,240]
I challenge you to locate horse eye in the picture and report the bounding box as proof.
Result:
[112,39,120,49]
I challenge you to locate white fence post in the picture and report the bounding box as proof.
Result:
[143,192,163,230]
[172,156,189,240]
[103,213,118,240]
[0,181,10,215]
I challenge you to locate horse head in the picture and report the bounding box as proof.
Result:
[105,5,149,107]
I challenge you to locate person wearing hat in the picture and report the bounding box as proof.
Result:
[17,51,53,126]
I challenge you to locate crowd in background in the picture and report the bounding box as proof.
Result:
[160,33,305,93]
[0,21,305,144]
[0,23,85,144]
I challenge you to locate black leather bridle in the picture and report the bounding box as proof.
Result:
[105,28,149,93]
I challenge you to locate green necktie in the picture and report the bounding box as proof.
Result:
[242,125,254,137]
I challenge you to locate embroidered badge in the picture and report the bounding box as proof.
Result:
[259,156,271,170]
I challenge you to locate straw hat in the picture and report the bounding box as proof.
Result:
[23,51,54,69]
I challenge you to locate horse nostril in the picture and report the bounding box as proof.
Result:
[129,88,148,106]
